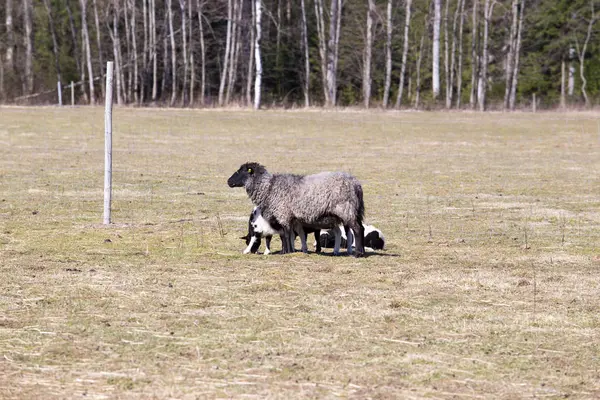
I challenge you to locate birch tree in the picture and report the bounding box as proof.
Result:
[92,0,105,97]
[43,0,62,86]
[444,0,450,108]
[179,0,188,106]
[23,0,34,94]
[167,0,177,105]
[382,0,393,107]
[326,0,342,106]
[254,0,262,109]
[80,0,96,104]
[477,0,494,111]
[576,0,596,108]
[300,0,310,107]
[66,1,88,103]
[219,0,233,106]
[469,0,478,108]
[396,0,412,108]
[432,0,441,100]
[314,0,329,104]
[363,0,376,108]
[195,0,206,105]
[508,0,524,110]
[455,0,466,108]
[5,0,14,77]
[130,0,139,104]
[151,0,158,101]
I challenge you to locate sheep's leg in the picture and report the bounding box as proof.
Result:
[345,226,354,256]
[264,235,272,255]
[314,230,321,253]
[279,232,289,254]
[350,221,365,257]
[296,226,308,253]
[333,226,342,256]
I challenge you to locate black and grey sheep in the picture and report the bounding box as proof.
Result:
[227,162,366,257]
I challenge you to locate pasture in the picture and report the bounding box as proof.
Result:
[0,107,599,398]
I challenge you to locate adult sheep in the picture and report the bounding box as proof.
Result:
[227,162,366,257]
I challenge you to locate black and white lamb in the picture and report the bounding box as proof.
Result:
[319,224,385,251]
[227,162,366,257]
[240,206,322,254]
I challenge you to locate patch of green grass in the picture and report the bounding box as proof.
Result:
[0,107,599,398]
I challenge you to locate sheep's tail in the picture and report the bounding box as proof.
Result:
[355,182,365,226]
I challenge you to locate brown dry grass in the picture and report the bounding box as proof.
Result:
[1,107,599,399]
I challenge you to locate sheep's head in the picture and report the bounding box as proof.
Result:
[227,162,267,188]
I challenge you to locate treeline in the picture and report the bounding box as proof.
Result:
[1,0,599,109]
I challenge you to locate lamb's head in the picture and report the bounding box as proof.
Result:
[227,162,268,188]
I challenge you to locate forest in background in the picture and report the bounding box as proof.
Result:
[0,0,599,109]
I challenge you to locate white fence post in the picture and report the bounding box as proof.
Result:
[57,81,62,106]
[71,81,75,106]
[103,62,114,225]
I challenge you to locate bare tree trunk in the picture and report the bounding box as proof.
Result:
[444,0,451,108]
[363,0,375,108]
[469,0,478,108]
[22,0,33,94]
[396,0,412,108]
[5,0,14,77]
[43,0,62,85]
[503,0,518,110]
[92,0,105,97]
[432,0,441,100]
[245,0,255,105]
[66,1,88,103]
[188,0,195,106]
[196,0,206,105]
[455,0,466,108]
[326,0,342,106]
[80,0,96,104]
[226,0,242,105]
[568,47,575,96]
[477,0,491,111]
[124,2,132,103]
[508,0,524,110]
[449,0,462,108]
[415,32,427,109]
[314,0,329,105]
[141,0,148,102]
[577,0,596,108]
[560,60,566,109]
[247,0,255,106]
[151,0,158,101]
[300,0,310,107]
[382,0,393,108]
[254,0,262,109]
[180,0,188,106]
[109,1,123,105]
[219,0,233,106]
[130,0,139,104]
[167,0,177,105]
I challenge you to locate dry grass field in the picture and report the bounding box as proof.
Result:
[1,106,599,399]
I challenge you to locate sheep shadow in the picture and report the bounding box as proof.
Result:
[266,250,400,258]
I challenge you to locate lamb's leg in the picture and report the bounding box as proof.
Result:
[264,235,272,255]
[333,226,342,256]
[345,226,354,256]
[243,234,259,254]
[350,221,365,257]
